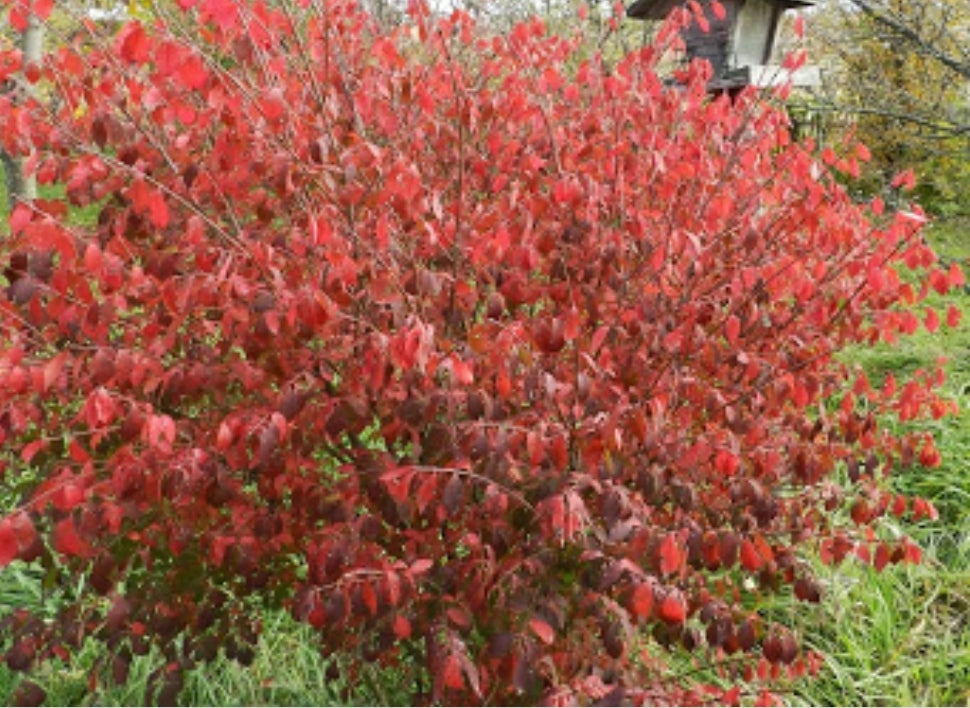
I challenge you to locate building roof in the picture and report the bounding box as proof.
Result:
[627,0,814,21]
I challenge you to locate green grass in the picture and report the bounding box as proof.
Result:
[0,596,417,706]
[790,536,970,707]
[786,218,970,706]
[0,487,413,703]
[927,215,970,267]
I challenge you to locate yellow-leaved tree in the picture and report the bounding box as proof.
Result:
[806,0,970,214]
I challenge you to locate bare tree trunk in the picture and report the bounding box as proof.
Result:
[2,9,43,211]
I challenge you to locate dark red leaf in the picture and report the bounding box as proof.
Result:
[10,680,46,707]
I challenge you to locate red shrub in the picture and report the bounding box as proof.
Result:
[0,1,958,703]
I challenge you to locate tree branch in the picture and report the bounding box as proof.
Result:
[845,0,970,80]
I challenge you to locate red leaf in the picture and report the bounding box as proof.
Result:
[216,422,234,451]
[53,518,91,558]
[145,414,176,453]
[24,62,41,84]
[658,533,684,576]
[393,614,411,639]
[891,169,916,190]
[947,305,962,328]
[912,497,938,522]
[903,540,923,564]
[496,368,512,398]
[529,617,555,645]
[381,469,414,506]
[930,269,950,295]
[414,474,438,514]
[9,203,32,234]
[360,581,378,616]
[918,442,941,468]
[83,243,103,273]
[442,606,470,630]
[873,542,891,572]
[41,355,66,393]
[128,179,170,229]
[8,512,37,555]
[201,0,238,30]
[714,449,738,477]
[442,653,464,690]
[178,54,208,90]
[260,90,286,121]
[409,558,433,575]
[657,592,686,624]
[21,439,46,464]
[0,519,19,567]
[949,263,966,288]
[740,538,764,572]
[118,23,150,63]
[724,315,740,346]
[629,583,654,619]
[8,4,28,31]
[384,570,401,606]
[53,481,85,512]
[10,680,45,706]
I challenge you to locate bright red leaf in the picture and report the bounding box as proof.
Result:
[659,533,685,576]
[529,617,555,645]
[442,654,465,691]
[657,592,686,624]
[740,538,765,572]
[0,519,18,567]
[946,305,962,328]
[53,518,91,558]
[630,583,654,619]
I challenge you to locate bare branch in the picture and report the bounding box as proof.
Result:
[845,0,970,79]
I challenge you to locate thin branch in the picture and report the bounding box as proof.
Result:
[845,0,970,80]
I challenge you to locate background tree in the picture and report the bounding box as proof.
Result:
[0,0,44,208]
[804,0,970,214]
[843,0,970,79]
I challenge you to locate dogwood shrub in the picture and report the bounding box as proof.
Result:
[0,0,960,704]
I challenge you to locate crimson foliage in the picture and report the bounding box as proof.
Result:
[0,1,961,704]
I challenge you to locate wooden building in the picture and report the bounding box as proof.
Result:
[627,0,818,89]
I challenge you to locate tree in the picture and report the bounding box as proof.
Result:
[844,0,970,79]
[0,0,960,704]
[805,0,970,211]
[0,0,44,208]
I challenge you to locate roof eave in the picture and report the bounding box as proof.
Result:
[627,0,815,21]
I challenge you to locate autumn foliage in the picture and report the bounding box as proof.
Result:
[0,0,962,704]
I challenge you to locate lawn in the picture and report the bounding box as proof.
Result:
[790,216,970,706]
